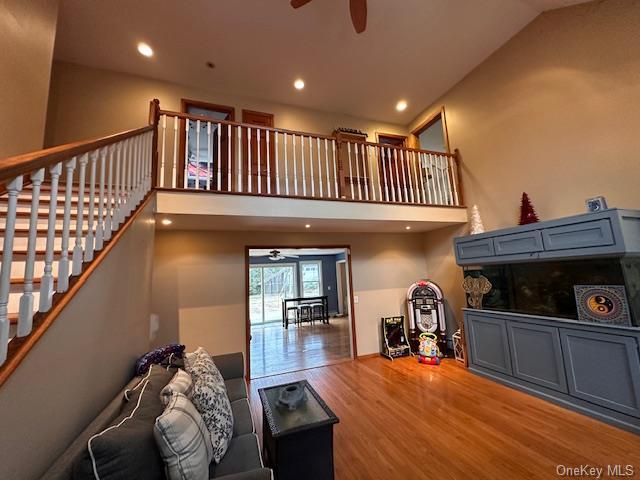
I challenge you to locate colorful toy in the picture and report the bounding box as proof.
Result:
[417,332,441,366]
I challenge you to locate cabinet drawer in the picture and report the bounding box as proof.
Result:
[494,231,543,256]
[466,313,512,375]
[560,329,640,417]
[456,238,494,261]
[542,219,614,251]
[507,322,567,393]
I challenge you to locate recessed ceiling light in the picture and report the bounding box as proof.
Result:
[294,79,305,90]
[305,224,311,228]
[161,219,172,226]
[405,226,411,230]
[396,100,408,112]
[137,42,154,58]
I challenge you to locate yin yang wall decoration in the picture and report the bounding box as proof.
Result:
[574,285,631,326]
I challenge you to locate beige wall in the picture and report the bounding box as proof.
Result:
[0,0,59,158]
[45,61,409,147]
[152,230,427,359]
[415,0,640,323]
[0,199,156,480]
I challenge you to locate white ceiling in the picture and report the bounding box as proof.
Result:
[54,0,589,124]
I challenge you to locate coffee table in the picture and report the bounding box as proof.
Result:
[258,380,340,480]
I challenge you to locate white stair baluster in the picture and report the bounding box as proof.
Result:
[387,148,396,202]
[17,168,44,337]
[72,153,88,276]
[422,154,432,204]
[381,147,390,202]
[160,115,167,187]
[0,175,23,363]
[184,120,190,189]
[40,163,62,312]
[247,128,252,193]
[324,139,330,198]
[216,122,221,191]
[275,132,280,195]
[227,125,231,192]
[361,143,369,201]
[206,123,212,191]
[113,141,122,230]
[400,149,409,203]
[347,143,354,199]
[409,151,420,204]
[95,147,107,250]
[332,140,338,199]
[300,135,306,196]
[257,129,261,194]
[58,157,76,292]
[85,150,98,262]
[266,130,271,195]
[195,120,201,190]
[292,135,298,196]
[283,134,289,195]
[237,127,243,193]
[316,137,323,198]
[355,142,363,200]
[105,144,114,240]
[393,148,402,202]
[172,116,178,188]
[449,155,460,206]
[309,136,315,197]
[365,144,374,201]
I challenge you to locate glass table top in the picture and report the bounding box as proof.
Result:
[259,380,339,437]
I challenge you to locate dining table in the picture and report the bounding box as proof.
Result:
[281,295,329,328]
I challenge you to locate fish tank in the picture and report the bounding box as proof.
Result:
[463,257,640,327]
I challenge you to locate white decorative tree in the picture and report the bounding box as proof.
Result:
[470,204,485,234]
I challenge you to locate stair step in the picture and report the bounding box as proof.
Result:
[1,260,59,279]
[6,290,41,320]
[0,236,87,251]
[12,194,103,205]
[0,226,89,236]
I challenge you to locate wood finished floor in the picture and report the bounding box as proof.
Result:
[248,356,640,480]
[250,316,351,378]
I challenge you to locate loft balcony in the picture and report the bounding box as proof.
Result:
[153,102,467,231]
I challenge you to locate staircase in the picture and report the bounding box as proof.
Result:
[0,124,156,373]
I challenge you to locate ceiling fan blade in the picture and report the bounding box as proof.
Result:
[291,0,313,8]
[349,0,367,33]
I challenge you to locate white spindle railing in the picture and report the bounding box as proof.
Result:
[0,127,153,366]
[155,110,462,208]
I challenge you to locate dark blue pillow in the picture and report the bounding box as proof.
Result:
[135,344,185,375]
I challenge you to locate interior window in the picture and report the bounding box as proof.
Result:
[300,261,322,297]
[414,109,449,153]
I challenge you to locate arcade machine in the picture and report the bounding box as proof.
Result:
[380,316,411,360]
[407,280,449,356]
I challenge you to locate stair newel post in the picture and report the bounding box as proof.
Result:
[113,141,122,231]
[18,168,45,336]
[39,163,62,312]
[149,98,160,189]
[72,153,88,276]
[95,147,107,251]
[85,150,98,262]
[0,175,24,362]
[57,157,76,293]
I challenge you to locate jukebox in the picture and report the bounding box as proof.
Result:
[407,280,448,355]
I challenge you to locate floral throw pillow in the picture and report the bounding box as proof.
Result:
[184,347,233,463]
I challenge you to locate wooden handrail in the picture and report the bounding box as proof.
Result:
[159,109,336,141]
[0,125,154,183]
[159,108,453,157]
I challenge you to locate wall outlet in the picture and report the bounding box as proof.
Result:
[353,295,359,304]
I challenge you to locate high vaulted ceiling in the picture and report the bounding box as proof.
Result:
[54,0,589,124]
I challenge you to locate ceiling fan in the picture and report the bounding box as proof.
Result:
[269,250,300,261]
[290,0,367,34]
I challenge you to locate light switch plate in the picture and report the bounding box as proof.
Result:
[354,295,359,304]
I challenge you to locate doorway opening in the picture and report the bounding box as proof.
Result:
[246,247,355,379]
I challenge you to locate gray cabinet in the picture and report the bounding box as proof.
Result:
[494,231,543,256]
[466,312,512,375]
[507,322,567,393]
[456,238,494,261]
[560,329,640,418]
[542,219,614,251]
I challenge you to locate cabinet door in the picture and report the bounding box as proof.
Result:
[494,230,543,256]
[542,219,614,251]
[456,238,494,261]
[466,313,512,375]
[507,322,567,393]
[560,329,640,417]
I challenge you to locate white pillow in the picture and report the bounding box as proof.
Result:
[184,347,234,463]
[154,392,213,480]
[160,369,193,406]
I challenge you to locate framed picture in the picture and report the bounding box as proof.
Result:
[574,285,631,326]
[585,196,608,212]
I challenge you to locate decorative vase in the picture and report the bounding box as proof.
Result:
[277,383,306,410]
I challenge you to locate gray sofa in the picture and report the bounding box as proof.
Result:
[42,353,272,480]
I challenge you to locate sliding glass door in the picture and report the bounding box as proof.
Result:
[249,264,297,324]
